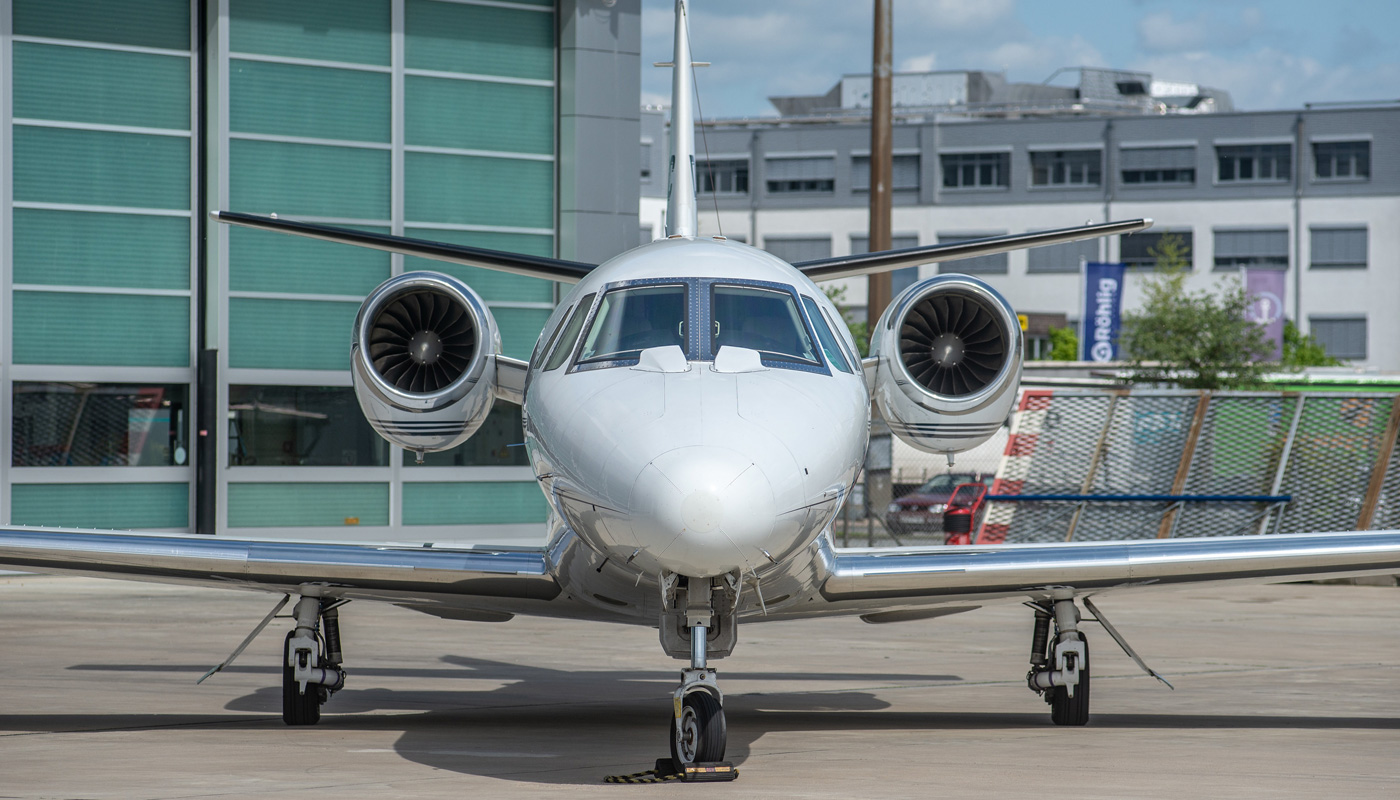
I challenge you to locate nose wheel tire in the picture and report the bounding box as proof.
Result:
[1048,633,1089,726]
[282,631,323,726]
[670,692,726,766]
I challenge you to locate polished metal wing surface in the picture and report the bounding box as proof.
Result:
[0,527,566,617]
[816,531,1400,612]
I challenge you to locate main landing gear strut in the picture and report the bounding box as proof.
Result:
[1026,592,1090,725]
[283,596,347,726]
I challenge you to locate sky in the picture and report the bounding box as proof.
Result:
[639,0,1400,118]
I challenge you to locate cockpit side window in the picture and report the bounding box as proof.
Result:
[531,303,573,369]
[543,293,595,371]
[802,296,852,373]
[712,285,819,365]
[577,284,688,363]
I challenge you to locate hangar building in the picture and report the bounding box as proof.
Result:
[0,0,640,538]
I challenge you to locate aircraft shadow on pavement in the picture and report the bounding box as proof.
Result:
[55,653,1400,786]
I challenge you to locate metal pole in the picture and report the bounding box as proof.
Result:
[1065,392,1121,542]
[1356,395,1400,531]
[865,0,893,324]
[1157,391,1211,538]
[1259,394,1306,535]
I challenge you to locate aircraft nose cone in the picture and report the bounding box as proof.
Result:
[632,446,775,577]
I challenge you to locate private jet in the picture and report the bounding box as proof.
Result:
[3,0,1400,775]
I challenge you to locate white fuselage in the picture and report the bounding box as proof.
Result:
[524,237,869,579]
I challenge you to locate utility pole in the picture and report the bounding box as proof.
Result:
[866,0,893,326]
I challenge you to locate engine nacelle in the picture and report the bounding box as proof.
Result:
[869,274,1023,454]
[350,271,501,454]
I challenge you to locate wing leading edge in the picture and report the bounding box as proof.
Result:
[0,527,559,608]
[212,211,595,284]
[820,531,1400,608]
[794,219,1153,281]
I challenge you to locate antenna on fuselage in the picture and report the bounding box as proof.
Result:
[661,0,698,238]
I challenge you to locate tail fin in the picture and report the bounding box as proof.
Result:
[663,0,697,238]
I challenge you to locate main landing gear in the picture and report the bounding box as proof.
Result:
[1026,592,1090,726]
[282,596,347,726]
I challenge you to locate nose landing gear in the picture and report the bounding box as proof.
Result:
[656,575,738,781]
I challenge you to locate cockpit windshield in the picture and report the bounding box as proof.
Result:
[577,284,688,362]
[712,285,819,364]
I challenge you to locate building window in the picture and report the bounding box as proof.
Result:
[1309,317,1366,360]
[852,154,920,191]
[640,141,652,181]
[1027,238,1099,274]
[764,236,832,263]
[1313,141,1370,181]
[229,386,388,467]
[1120,230,1193,270]
[1030,149,1101,187]
[698,159,749,194]
[1120,145,1195,185]
[939,152,1009,189]
[1310,227,1368,269]
[12,383,189,467]
[764,156,834,193]
[1213,229,1288,271]
[936,232,1008,275]
[1216,144,1291,182]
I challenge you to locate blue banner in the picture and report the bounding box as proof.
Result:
[1082,262,1126,362]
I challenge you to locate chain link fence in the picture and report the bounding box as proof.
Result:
[836,389,1400,547]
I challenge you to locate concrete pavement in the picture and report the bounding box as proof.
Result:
[1,574,1398,798]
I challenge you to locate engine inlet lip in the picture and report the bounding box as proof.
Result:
[353,272,490,410]
[889,275,1022,411]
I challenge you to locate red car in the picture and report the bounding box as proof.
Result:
[885,473,995,536]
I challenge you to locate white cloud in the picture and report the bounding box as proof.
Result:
[974,35,1106,77]
[901,53,938,72]
[1137,8,1265,54]
[1133,48,1400,110]
[904,0,1016,31]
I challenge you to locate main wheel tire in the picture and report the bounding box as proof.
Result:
[282,631,322,726]
[1049,633,1089,726]
[670,692,726,766]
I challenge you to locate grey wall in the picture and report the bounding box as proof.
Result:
[558,0,641,263]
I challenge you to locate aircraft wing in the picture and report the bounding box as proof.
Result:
[815,531,1400,614]
[213,211,595,284]
[0,527,571,620]
[793,219,1153,281]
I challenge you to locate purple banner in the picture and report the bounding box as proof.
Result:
[1244,269,1286,360]
[1082,262,1126,362]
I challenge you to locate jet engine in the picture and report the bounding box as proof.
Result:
[868,274,1023,455]
[350,271,501,456]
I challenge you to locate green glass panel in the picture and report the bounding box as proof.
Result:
[11,482,189,529]
[230,0,389,65]
[403,229,553,302]
[14,126,190,210]
[14,0,189,51]
[14,43,189,130]
[405,76,552,154]
[229,298,357,370]
[230,225,389,295]
[230,139,389,220]
[228,483,388,527]
[402,481,547,525]
[405,152,552,228]
[14,209,190,290]
[13,291,189,367]
[405,0,553,80]
[231,60,389,142]
[493,307,553,361]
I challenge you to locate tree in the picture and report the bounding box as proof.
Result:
[1046,325,1078,361]
[1281,319,1342,368]
[1119,234,1273,389]
[822,284,870,357]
